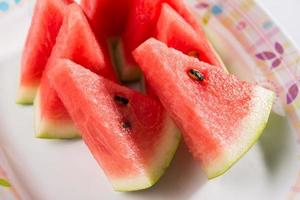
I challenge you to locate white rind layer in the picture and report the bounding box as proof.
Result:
[34,89,80,139]
[16,85,38,105]
[205,86,274,179]
[111,115,181,191]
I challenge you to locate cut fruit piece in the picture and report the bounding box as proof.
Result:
[133,38,274,179]
[47,59,180,191]
[80,0,132,39]
[16,86,38,105]
[35,3,117,139]
[116,0,221,81]
[142,3,226,96]
[17,0,73,104]
[156,3,225,68]
[35,90,79,139]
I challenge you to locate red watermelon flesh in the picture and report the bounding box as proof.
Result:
[143,3,226,97]
[80,0,132,40]
[17,0,73,104]
[116,0,221,81]
[35,3,117,139]
[133,38,274,179]
[156,3,224,68]
[47,59,180,191]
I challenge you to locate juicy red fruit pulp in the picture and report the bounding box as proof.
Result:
[19,0,73,95]
[81,0,132,40]
[36,3,116,137]
[133,38,253,166]
[119,0,212,81]
[156,3,223,67]
[47,59,174,182]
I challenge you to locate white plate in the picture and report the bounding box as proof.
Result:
[0,0,300,199]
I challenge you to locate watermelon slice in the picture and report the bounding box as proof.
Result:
[133,38,274,179]
[17,0,73,104]
[156,3,224,68]
[80,0,132,40]
[142,3,226,96]
[35,3,117,139]
[47,59,180,191]
[115,0,221,81]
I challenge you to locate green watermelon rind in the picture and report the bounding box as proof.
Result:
[113,40,142,82]
[16,85,38,105]
[206,86,274,179]
[147,117,181,188]
[112,116,181,191]
[34,89,81,139]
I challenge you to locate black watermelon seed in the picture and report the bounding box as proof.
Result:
[114,95,129,105]
[188,69,205,81]
[122,121,132,129]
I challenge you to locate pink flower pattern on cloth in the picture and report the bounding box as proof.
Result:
[256,42,284,69]
[194,0,300,117]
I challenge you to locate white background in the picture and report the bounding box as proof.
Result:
[260,0,300,46]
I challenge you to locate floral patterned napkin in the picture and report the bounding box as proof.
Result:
[191,1,300,199]
[191,0,300,127]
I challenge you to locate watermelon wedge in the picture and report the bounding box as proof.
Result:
[156,3,224,68]
[35,3,117,139]
[133,38,274,179]
[47,59,180,191]
[115,0,221,82]
[17,0,73,104]
[80,0,132,40]
[142,3,226,96]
